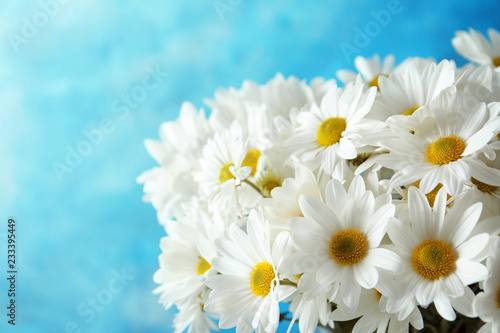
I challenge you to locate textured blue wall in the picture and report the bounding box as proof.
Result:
[0,0,499,332]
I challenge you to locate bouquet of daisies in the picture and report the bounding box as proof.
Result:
[138,28,500,333]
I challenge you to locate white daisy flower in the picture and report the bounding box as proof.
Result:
[285,283,335,333]
[378,91,500,196]
[474,237,500,333]
[204,209,294,333]
[288,176,401,310]
[387,186,490,321]
[137,102,212,222]
[286,77,380,178]
[260,165,323,237]
[452,28,500,68]
[331,284,423,333]
[337,54,395,89]
[174,299,219,333]
[457,64,500,105]
[196,122,252,218]
[369,59,456,122]
[205,73,321,126]
[153,205,220,308]
[463,155,500,218]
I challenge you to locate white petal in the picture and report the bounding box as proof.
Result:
[434,294,457,321]
[456,233,490,260]
[455,260,488,285]
[366,247,402,271]
[353,261,378,289]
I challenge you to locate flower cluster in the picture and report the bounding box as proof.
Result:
[138,28,500,333]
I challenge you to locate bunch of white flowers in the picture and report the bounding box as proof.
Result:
[138,28,500,333]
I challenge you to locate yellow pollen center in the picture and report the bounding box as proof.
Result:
[317,117,347,146]
[219,163,235,184]
[249,262,275,297]
[426,136,465,165]
[493,57,500,67]
[257,170,283,197]
[471,177,498,193]
[368,74,388,90]
[329,230,368,266]
[402,105,421,116]
[196,257,211,275]
[375,289,382,300]
[242,149,261,177]
[411,239,455,280]
[413,181,451,207]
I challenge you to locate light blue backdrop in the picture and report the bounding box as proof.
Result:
[0,0,499,332]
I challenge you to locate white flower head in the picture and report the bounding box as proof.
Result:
[337,54,396,89]
[378,91,500,196]
[289,176,401,310]
[388,186,490,321]
[196,122,252,216]
[332,284,423,333]
[153,205,220,309]
[260,165,323,237]
[286,77,380,178]
[137,102,212,222]
[205,209,293,333]
[370,59,456,122]
[452,28,500,68]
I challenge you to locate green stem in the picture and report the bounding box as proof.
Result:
[243,179,264,196]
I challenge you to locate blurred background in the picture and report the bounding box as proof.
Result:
[0,0,499,332]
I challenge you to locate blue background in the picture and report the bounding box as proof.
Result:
[0,0,499,332]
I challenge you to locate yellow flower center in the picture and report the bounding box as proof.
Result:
[257,170,283,197]
[411,239,455,280]
[413,181,451,207]
[402,105,421,116]
[317,117,346,146]
[493,57,500,67]
[242,149,261,177]
[196,257,211,275]
[249,262,275,297]
[219,163,235,184]
[350,153,372,166]
[426,135,465,165]
[329,230,368,266]
[471,177,498,193]
[375,289,382,300]
[368,74,388,90]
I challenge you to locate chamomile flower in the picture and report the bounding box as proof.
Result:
[204,209,294,333]
[452,28,500,68]
[153,205,220,308]
[387,186,490,321]
[378,91,500,196]
[260,165,323,236]
[196,122,251,217]
[137,102,212,222]
[289,176,401,310]
[286,77,380,178]
[285,282,335,333]
[369,59,456,122]
[174,298,219,333]
[331,285,423,333]
[474,237,500,333]
[337,54,395,89]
